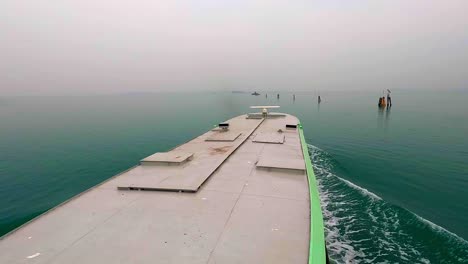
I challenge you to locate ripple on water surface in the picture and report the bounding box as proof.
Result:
[309,145,468,264]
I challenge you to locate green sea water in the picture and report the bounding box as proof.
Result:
[1,90,467,263]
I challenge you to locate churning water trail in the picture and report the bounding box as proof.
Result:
[308,145,468,264]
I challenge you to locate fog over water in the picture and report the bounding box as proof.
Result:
[1,0,468,95]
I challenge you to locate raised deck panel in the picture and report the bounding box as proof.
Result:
[256,157,306,171]
[252,132,285,144]
[140,151,194,166]
[116,116,263,192]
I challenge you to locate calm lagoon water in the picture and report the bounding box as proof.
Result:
[1,90,467,263]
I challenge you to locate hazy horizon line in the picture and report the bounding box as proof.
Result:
[2,87,466,97]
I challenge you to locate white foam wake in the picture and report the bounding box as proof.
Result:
[308,143,467,242]
[334,176,382,201]
[413,214,468,245]
[307,144,468,263]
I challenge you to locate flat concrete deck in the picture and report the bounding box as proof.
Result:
[0,114,310,264]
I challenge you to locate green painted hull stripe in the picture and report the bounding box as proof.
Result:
[298,124,326,264]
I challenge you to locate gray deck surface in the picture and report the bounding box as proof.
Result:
[205,131,242,142]
[117,117,263,192]
[0,114,310,264]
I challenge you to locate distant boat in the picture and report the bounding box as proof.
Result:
[251,92,260,96]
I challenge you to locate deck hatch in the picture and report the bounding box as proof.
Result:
[252,133,285,144]
[256,157,305,172]
[140,151,193,166]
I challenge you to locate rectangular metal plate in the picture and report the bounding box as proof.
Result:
[256,157,305,171]
[141,151,193,165]
[253,133,285,144]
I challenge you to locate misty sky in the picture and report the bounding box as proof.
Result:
[1,0,467,95]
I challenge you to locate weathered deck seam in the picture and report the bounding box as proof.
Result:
[194,118,265,192]
[205,136,267,263]
[196,188,308,202]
